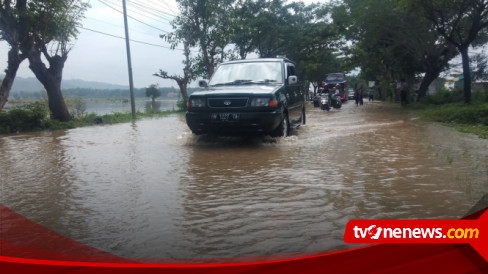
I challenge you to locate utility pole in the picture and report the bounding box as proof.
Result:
[122,0,136,119]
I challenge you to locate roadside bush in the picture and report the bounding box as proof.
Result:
[0,112,12,133]
[66,97,87,118]
[419,88,464,105]
[419,103,488,125]
[472,88,488,103]
[176,97,187,111]
[0,100,49,133]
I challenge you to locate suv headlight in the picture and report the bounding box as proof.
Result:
[189,98,205,108]
[250,97,278,107]
[251,97,270,107]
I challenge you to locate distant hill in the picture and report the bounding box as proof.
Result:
[1,75,129,93]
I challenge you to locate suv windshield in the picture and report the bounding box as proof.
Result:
[326,74,345,81]
[209,62,283,86]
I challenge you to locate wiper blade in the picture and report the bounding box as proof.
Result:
[251,79,278,83]
[211,80,252,86]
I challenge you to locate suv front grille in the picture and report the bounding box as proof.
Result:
[208,98,248,108]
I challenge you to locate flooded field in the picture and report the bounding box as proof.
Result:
[83,98,178,115]
[4,98,178,115]
[1,101,487,259]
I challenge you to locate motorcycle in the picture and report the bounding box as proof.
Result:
[331,93,342,109]
[319,92,342,111]
[319,93,330,111]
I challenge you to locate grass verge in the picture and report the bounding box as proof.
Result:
[0,99,183,134]
[409,100,488,139]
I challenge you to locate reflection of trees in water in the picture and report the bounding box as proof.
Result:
[0,130,92,241]
[145,101,162,112]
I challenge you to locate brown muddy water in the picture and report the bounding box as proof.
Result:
[1,101,487,259]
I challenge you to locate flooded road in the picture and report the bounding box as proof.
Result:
[1,101,487,259]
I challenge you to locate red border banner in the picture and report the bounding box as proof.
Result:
[1,203,487,273]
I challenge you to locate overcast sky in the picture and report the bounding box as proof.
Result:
[0,0,319,89]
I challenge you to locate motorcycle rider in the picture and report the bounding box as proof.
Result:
[333,85,341,105]
[334,84,340,96]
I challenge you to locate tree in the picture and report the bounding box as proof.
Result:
[169,0,342,88]
[292,3,343,92]
[154,28,195,101]
[415,0,488,103]
[336,0,460,100]
[0,0,88,121]
[229,0,263,59]
[173,0,235,79]
[145,84,161,102]
[0,0,27,111]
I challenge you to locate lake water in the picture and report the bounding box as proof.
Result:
[83,98,179,115]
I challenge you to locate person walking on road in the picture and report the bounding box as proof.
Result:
[354,88,359,106]
[359,87,364,106]
[399,79,408,106]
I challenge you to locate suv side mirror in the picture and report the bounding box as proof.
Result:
[199,80,208,87]
[288,75,297,85]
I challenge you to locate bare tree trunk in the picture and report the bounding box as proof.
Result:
[176,80,188,100]
[0,46,24,110]
[417,69,440,100]
[239,47,247,59]
[28,50,71,121]
[459,46,471,104]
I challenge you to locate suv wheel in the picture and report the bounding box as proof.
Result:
[271,113,289,137]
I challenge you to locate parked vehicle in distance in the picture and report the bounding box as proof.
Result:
[324,73,348,102]
[186,58,306,137]
[347,88,355,100]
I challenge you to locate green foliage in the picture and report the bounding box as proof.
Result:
[66,96,87,117]
[169,0,342,82]
[418,88,464,105]
[0,100,49,133]
[413,88,488,139]
[421,104,488,125]
[176,97,187,111]
[472,88,488,103]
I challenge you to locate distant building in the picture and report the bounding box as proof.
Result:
[445,73,464,90]
[445,73,488,91]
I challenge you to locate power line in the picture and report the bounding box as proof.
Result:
[104,0,172,25]
[80,26,198,53]
[80,26,175,49]
[97,0,171,33]
[146,0,179,16]
[128,0,176,20]
[85,16,164,37]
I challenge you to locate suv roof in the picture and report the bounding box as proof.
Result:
[222,57,296,65]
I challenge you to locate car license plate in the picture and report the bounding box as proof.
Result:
[211,113,240,122]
